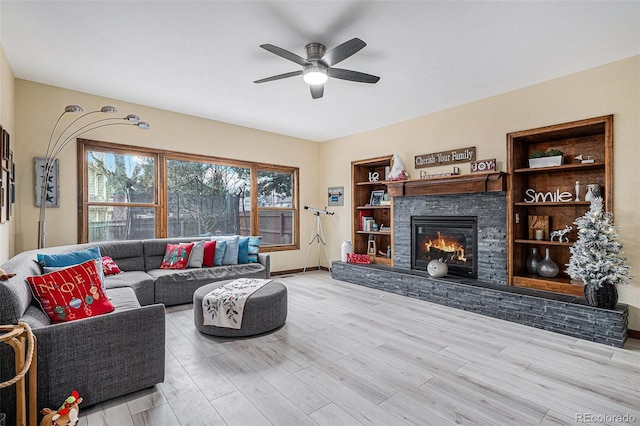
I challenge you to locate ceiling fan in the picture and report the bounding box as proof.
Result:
[254,37,380,99]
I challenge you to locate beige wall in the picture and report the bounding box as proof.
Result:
[0,43,15,263]
[13,80,323,272]
[319,56,640,329]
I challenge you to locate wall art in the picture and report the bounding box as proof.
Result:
[35,157,60,207]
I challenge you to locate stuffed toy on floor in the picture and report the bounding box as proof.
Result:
[40,390,83,426]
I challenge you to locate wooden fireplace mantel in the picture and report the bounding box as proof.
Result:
[386,172,506,197]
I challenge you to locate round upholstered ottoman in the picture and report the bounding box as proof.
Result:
[193,280,287,337]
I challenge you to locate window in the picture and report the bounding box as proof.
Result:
[166,159,251,238]
[84,146,158,242]
[257,169,296,246]
[79,140,299,251]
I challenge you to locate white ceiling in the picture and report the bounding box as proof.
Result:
[1,1,639,142]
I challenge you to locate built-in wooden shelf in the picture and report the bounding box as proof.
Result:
[352,155,394,267]
[369,255,392,266]
[387,172,506,198]
[356,205,390,210]
[512,275,584,296]
[356,231,391,236]
[514,162,604,174]
[514,201,591,206]
[507,115,613,296]
[514,239,572,246]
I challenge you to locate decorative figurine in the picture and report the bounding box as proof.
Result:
[575,180,580,202]
[575,154,595,164]
[550,225,572,242]
[584,184,601,202]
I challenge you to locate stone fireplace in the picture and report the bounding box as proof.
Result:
[332,174,628,347]
[412,215,478,279]
[394,192,507,284]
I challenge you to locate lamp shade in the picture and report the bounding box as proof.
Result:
[64,105,83,113]
[303,65,328,85]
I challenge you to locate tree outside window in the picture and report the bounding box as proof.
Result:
[86,149,156,242]
[257,169,295,246]
[166,159,250,238]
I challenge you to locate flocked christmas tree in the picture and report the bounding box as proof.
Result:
[566,196,630,289]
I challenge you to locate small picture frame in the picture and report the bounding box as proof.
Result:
[369,190,385,206]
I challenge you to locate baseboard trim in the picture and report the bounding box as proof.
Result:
[272,266,330,276]
[628,329,640,340]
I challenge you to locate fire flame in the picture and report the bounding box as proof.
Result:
[424,231,466,262]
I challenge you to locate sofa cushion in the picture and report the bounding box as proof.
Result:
[160,243,194,269]
[102,256,122,276]
[97,240,145,271]
[149,262,267,306]
[238,236,249,264]
[202,240,216,267]
[0,251,44,325]
[213,240,227,266]
[142,237,210,270]
[27,260,114,323]
[213,235,239,265]
[105,286,142,311]
[104,271,155,306]
[37,246,102,268]
[248,236,262,263]
[187,240,206,268]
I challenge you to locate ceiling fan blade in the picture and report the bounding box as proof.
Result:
[320,38,366,67]
[328,68,380,83]
[254,70,303,84]
[260,44,311,67]
[310,84,324,99]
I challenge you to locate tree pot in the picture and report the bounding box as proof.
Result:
[584,283,618,309]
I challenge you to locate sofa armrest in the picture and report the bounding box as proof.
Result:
[258,253,270,278]
[33,304,165,410]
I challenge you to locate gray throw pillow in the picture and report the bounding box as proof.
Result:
[187,241,206,268]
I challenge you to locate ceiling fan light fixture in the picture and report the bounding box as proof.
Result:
[303,66,328,85]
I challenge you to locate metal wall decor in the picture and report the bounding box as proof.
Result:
[35,157,60,207]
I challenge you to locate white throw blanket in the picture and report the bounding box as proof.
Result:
[202,278,271,329]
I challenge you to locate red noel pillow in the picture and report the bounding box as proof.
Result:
[202,240,217,267]
[27,259,115,323]
[101,256,122,276]
[160,243,194,269]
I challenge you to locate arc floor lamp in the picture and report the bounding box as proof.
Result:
[38,105,150,248]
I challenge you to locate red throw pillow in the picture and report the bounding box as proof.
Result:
[27,259,114,323]
[346,253,371,264]
[101,256,122,276]
[202,240,217,267]
[160,243,194,269]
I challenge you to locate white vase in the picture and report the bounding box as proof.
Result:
[341,240,353,262]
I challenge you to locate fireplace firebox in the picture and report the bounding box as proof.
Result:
[411,216,478,279]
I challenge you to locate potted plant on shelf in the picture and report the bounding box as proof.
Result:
[528,149,564,168]
[566,197,630,309]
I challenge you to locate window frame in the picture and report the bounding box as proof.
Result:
[78,139,300,252]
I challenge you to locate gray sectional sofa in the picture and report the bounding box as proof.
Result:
[0,237,270,424]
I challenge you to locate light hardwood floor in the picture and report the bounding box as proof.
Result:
[79,271,640,425]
